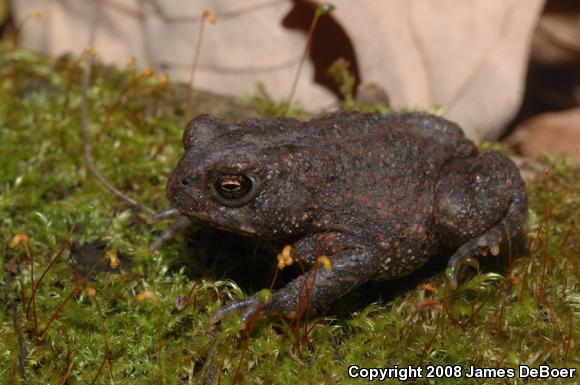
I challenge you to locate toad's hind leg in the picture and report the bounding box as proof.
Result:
[434,151,528,288]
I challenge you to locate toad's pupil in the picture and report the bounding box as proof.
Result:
[222,181,241,191]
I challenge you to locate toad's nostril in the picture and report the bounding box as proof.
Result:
[181,177,191,186]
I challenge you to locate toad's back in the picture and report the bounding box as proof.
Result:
[248,112,478,228]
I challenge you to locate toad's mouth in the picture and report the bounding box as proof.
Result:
[150,208,259,252]
[183,212,259,237]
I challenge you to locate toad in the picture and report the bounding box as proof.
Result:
[166,112,527,322]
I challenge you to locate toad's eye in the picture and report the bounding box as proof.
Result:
[212,174,258,206]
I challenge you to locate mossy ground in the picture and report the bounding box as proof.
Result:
[0,44,578,384]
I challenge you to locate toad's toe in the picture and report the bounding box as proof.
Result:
[446,227,504,289]
[210,296,262,325]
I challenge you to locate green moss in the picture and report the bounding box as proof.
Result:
[244,96,303,120]
[0,44,578,384]
[327,58,392,115]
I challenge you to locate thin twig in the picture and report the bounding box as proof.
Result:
[59,349,75,385]
[81,57,156,215]
[151,208,181,221]
[286,11,318,113]
[187,11,217,107]
[26,240,70,318]
[285,3,335,115]
[90,356,107,385]
[38,253,107,340]
[21,240,39,344]
[89,296,115,385]
[187,15,207,106]
[12,300,27,380]
[79,4,156,214]
[149,215,191,252]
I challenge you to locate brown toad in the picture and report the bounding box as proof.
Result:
[166,112,527,322]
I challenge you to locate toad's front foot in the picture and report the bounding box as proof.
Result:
[149,213,191,252]
[211,295,264,324]
[211,244,381,325]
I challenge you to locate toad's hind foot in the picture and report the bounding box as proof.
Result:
[446,226,505,289]
[436,151,528,289]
